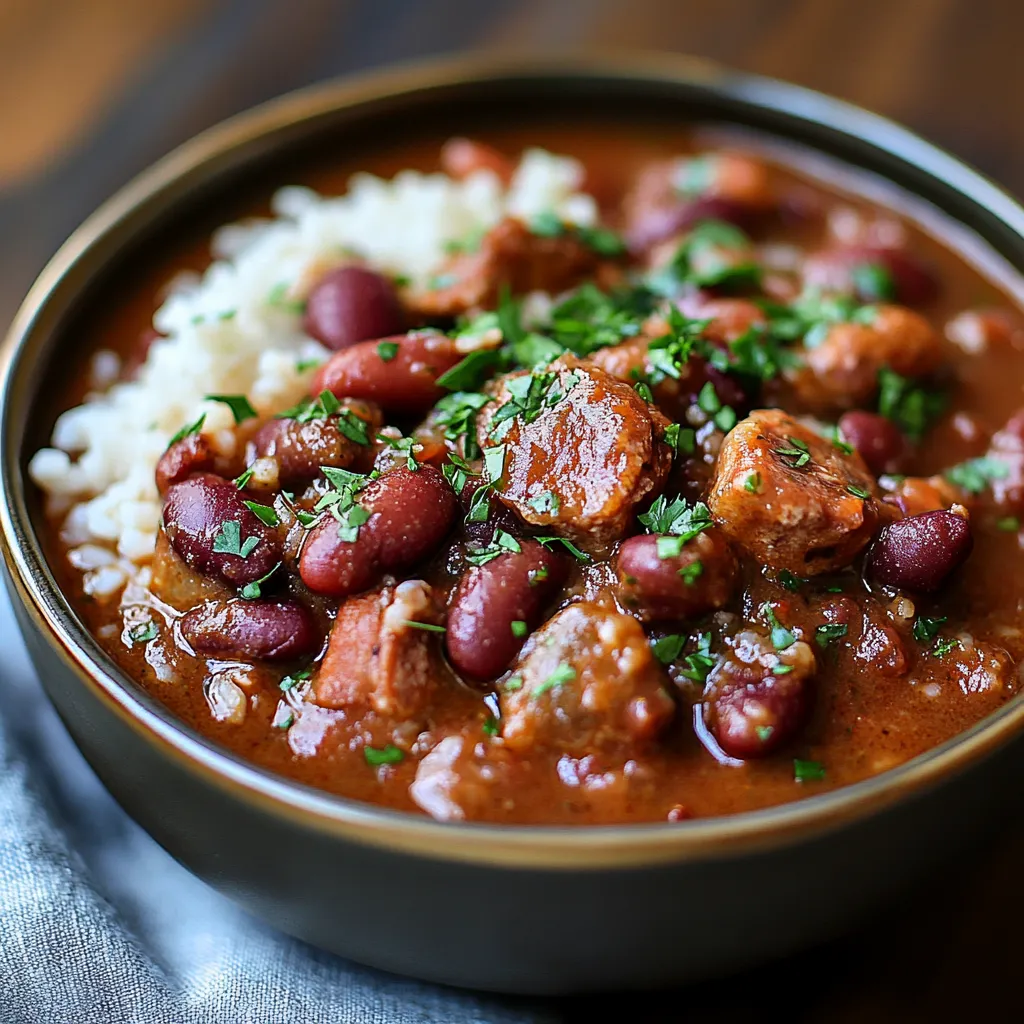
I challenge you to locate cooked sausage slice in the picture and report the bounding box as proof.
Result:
[406,217,603,318]
[409,735,512,822]
[789,304,942,411]
[477,356,672,555]
[706,409,881,574]
[500,602,676,756]
[311,581,444,717]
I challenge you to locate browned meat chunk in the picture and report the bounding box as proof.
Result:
[707,409,882,574]
[500,602,675,756]
[405,217,603,318]
[409,736,513,822]
[789,304,942,411]
[477,356,672,555]
[311,580,444,717]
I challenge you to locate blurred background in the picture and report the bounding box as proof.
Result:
[3,1,1024,1018]
[2,0,1023,325]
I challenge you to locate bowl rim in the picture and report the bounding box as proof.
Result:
[5,49,1024,870]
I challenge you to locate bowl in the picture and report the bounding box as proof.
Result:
[4,53,1024,994]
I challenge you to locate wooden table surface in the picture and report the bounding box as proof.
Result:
[3,0,1023,1018]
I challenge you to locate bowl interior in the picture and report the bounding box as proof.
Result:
[5,54,1024,864]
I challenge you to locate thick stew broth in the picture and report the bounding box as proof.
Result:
[40,124,1024,823]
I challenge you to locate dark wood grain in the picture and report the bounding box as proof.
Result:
[2,1,1023,1017]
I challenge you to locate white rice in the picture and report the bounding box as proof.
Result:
[29,149,596,593]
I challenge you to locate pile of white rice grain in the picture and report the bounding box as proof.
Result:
[29,149,597,598]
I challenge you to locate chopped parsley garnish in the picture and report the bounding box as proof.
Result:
[240,561,280,600]
[528,566,549,586]
[267,282,306,314]
[503,675,524,692]
[489,368,581,439]
[772,664,795,675]
[877,367,945,441]
[943,456,1009,495]
[744,472,761,493]
[663,422,697,456]
[678,560,704,585]
[674,155,716,196]
[679,632,715,683]
[315,466,372,541]
[436,348,502,391]
[527,212,627,257]
[638,495,713,542]
[377,434,420,471]
[635,381,655,403]
[205,393,257,424]
[511,620,529,638]
[652,634,686,665]
[649,220,762,294]
[851,262,896,302]
[793,759,826,783]
[846,485,871,500]
[644,306,707,384]
[544,283,655,357]
[403,620,446,633]
[532,662,576,698]
[483,444,506,485]
[913,616,947,642]
[776,570,807,592]
[774,437,811,468]
[762,604,795,651]
[434,391,489,460]
[243,501,279,527]
[279,668,312,692]
[443,226,486,255]
[233,467,255,490]
[527,491,560,515]
[377,341,399,362]
[997,516,1020,532]
[755,725,775,742]
[536,536,591,562]
[696,381,737,432]
[482,715,500,737]
[815,623,848,648]
[295,357,323,373]
[932,637,961,658]
[442,454,477,494]
[212,521,260,559]
[166,414,205,448]
[128,621,158,645]
[364,744,405,766]
[465,529,521,566]
[726,325,800,382]
[277,391,368,445]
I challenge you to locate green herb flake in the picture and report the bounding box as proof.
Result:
[483,445,506,485]
[166,414,206,448]
[762,604,796,651]
[793,759,826,783]
[678,559,704,586]
[744,472,761,494]
[243,500,279,527]
[535,536,591,563]
[295,357,322,373]
[944,456,1009,496]
[212,521,260,559]
[774,437,812,468]
[529,210,565,238]
[777,570,806,592]
[482,715,500,737]
[503,675,524,692]
[877,367,945,441]
[638,495,713,543]
[997,516,1021,532]
[364,744,405,767]
[128,621,158,645]
[755,725,775,742]
[377,341,399,362]
[267,282,306,314]
[403,620,446,633]
[851,262,896,302]
[815,623,848,648]
[233,467,255,490]
[511,620,529,638]
[240,561,281,600]
[465,529,522,567]
[532,663,576,698]
[436,348,502,391]
[279,668,312,692]
[679,632,715,684]
[932,637,962,658]
[656,535,685,560]
[772,664,795,675]
[635,381,655,404]
[526,491,560,515]
[846,485,871,500]
[652,634,685,665]
[205,394,257,424]
[913,615,947,643]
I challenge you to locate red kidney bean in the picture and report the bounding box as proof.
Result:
[180,598,320,661]
[707,670,812,759]
[313,332,463,416]
[302,266,405,351]
[458,476,520,544]
[163,472,282,587]
[155,432,215,494]
[616,531,737,621]
[299,465,457,597]
[446,540,568,680]
[837,410,907,475]
[868,509,973,592]
[252,414,373,487]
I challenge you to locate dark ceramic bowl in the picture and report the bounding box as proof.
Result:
[4,54,1024,994]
